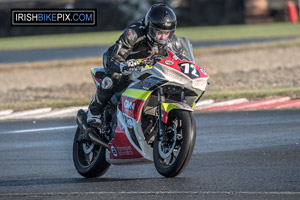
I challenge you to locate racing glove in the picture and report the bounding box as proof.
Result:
[126,59,140,68]
[120,59,140,75]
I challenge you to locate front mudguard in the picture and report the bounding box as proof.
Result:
[161,102,194,124]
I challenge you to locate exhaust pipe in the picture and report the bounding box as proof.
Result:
[88,130,109,149]
[76,109,109,149]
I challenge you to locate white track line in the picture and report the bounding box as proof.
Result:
[0,109,13,116]
[0,106,88,121]
[0,125,77,134]
[194,98,249,111]
[19,106,88,119]
[208,98,249,107]
[194,99,215,109]
[0,108,52,120]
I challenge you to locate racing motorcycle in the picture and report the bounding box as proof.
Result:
[73,37,209,178]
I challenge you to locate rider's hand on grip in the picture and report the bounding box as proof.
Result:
[120,59,140,75]
[126,59,140,68]
[145,57,157,66]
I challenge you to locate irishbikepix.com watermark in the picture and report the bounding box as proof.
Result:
[11,9,97,26]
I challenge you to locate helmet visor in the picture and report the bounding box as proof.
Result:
[148,25,174,45]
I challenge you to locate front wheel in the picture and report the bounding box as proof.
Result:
[73,127,110,178]
[153,110,196,177]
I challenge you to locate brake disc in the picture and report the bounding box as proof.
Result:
[158,124,177,159]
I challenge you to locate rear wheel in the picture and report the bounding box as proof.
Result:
[73,127,110,178]
[153,110,196,177]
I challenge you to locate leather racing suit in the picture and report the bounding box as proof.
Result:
[88,19,184,124]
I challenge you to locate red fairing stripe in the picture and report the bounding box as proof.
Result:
[109,121,142,159]
[161,109,168,123]
[92,74,102,84]
[121,96,145,121]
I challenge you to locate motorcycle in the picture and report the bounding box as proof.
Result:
[73,37,209,178]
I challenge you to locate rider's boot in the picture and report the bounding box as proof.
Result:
[87,88,113,127]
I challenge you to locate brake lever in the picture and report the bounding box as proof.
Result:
[143,55,160,66]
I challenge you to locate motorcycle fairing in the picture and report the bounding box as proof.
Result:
[121,88,153,122]
[120,76,167,121]
[159,51,208,79]
[120,95,146,122]
[161,102,194,123]
[131,76,167,91]
[107,105,153,164]
[107,120,143,160]
[156,51,209,91]
[107,87,156,164]
[91,67,105,88]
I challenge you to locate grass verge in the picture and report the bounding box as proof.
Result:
[0,57,101,71]
[193,38,300,55]
[1,22,300,51]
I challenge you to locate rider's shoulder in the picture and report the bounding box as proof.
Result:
[121,19,146,45]
[128,19,146,33]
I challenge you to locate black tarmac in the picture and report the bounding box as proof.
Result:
[0,110,300,199]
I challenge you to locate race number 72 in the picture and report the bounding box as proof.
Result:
[179,63,200,79]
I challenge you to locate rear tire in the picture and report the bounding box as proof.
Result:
[73,127,110,178]
[153,110,196,177]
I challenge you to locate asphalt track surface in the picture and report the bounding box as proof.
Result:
[0,36,297,63]
[0,110,300,200]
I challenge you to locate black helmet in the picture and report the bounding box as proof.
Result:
[145,4,177,46]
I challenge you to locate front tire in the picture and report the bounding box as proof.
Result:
[153,110,196,177]
[73,127,110,178]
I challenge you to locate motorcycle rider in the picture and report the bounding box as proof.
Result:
[87,3,184,127]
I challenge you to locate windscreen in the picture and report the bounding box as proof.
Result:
[177,37,195,62]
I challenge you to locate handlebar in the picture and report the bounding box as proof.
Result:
[122,54,162,73]
[140,53,164,67]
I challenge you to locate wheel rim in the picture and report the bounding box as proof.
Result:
[158,123,177,159]
[158,117,183,167]
[76,130,101,167]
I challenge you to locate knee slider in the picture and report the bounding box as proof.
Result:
[101,77,113,90]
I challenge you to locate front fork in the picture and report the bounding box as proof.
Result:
[157,87,165,138]
[157,87,185,140]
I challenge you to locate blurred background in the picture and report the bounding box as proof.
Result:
[0,0,300,112]
[1,0,299,37]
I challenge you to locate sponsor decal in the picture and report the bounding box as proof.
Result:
[124,100,135,110]
[121,96,145,121]
[163,68,183,82]
[116,146,134,156]
[132,77,166,91]
[165,22,171,27]
[137,81,152,90]
[200,68,208,76]
[110,145,118,157]
[164,60,174,65]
